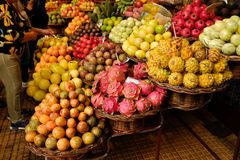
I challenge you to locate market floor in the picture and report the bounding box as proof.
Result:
[0,95,238,160]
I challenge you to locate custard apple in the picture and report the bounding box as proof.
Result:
[199,60,213,74]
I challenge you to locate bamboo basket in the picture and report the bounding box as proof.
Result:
[168,91,212,110]
[95,109,160,134]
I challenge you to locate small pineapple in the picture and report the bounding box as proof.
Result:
[168,57,185,73]
[158,39,171,54]
[199,74,214,88]
[181,38,190,48]
[183,73,199,89]
[223,69,233,81]
[168,48,181,57]
[199,60,213,74]
[185,57,199,74]
[168,72,183,86]
[208,48,221,63]
[159,54,170,69]
[171,37,183,50]
[156,68,170,83]
[213,59,228,73]
[191,41,204,53]
[194,48,206,62]
[213,73,225,86]
[181,46,193,60]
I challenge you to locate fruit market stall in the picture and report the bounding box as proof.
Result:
[22,0,240,159]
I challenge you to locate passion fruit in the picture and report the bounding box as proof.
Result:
[34,134,46,147]
[91,127,102,137]
[85,73,94,81]
[82,132,95,145]
[97,57,105,65]
[45,137,57,150]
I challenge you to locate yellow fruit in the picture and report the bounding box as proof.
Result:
[168,57,185,73]
[183,73,198,89]
[168,72,183,86]
[27,86,40,97]
[199,74,214,88]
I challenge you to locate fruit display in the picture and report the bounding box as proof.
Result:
[147,38,233,89]
[68,22,102,45]
[115,0,134,15]
[60,4,81,18]
[45,1,59,13]
[214,2,240,18]
[124,0,144,19]
[122,19,171,59]
[79,1,95,11]
[65,13,91,35]
[91,64,167,117]
[25,89,106,151]
[48,11,65,25]
[100,16,123,32]
[171,0,221,38]
[109,17,142,43]
[78,43,127,84]
[199,15,240,55]
[73,35,104,59]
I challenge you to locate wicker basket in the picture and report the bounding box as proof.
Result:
[229,61,240,80]
[95,109,160,134]
[168,91,212,111]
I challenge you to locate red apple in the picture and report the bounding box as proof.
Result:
[200,4,207,10]
[199,10,209,21]
[195,20,205,30]
[184,4,193,13]
[191,29,201,38]
[192,0,201,6]
[182,10,190,20]
[181,28,191,37]
[192,6,201,15]
[184,20,195,30]
[175,18,185,28]
[190,13,199,21]
[205,20,214,26]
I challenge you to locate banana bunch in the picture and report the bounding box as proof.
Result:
[115,0,134,15]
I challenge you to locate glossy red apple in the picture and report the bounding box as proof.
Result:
[190,13,199,21]
[195,20,205,30]
[191,29,201,38]
[184,20,195,30]
[181,28,191,37]
[199,10,209,21]
[205,20,214,26]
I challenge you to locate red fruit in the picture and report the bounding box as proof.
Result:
[182,10,190,20]
[184,20,195,30]
[181,28,191,37]
[86,40,91,45]
[176,11,183,17]
[175,26,182,36]
[200,4,207,10]
[208,10,216,19]
[195,20,205,30]
[134,1,143,8]
[191,29,201,38]
[73,51,78,57]
[83,48,89,55]
[213,16,223,22]
[83,35,88,39]
[192,6,201,15]
[192,0,201,6]
[184,4,193,13]
[199,10,209,21]
[205,20,214,26]
[190,13,199,21]
[175,18,185,27]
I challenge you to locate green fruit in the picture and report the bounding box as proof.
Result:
[100,25,107,31]
[106,25,112,32]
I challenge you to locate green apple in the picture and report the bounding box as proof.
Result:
[135,50,146,59]
[140,41,150,51]
[106,25,112,32]
[111,16,116,21]
[108,20,114,26]
[148,19,158,28]
[100,25,106,31]
[155,25,165,34]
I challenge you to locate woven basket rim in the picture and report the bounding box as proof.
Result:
[220,53,240,62]
[149,77,229,95]
[94,109,160,122]
[26,127,110,158]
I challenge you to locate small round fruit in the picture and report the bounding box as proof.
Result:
[57,138,70,151]
[85,73,94,81]
[55,117,67,127]
[66,127,76,138]
[78,112,88,121]
[84,106,94,116]
[91,127,102,137]
[135,50,146,59]
[105,59,113,66]
[70,136,82,149]
[119,54,127,62]
[34,134,46,147]
[52,126,65,139]
[82,132,95,145]
[97,57,105,65]
[45,137,57,150]
[103,52,111,59]
[25,131,37,142]
[140,42,150,51]
[163,31,172,39]
[97,120,105,129]
[67,118,77,128]
[77,121,89,134]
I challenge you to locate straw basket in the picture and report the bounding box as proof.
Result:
[26,127,110,160]
[168,91,212,110]
[95,109,160,134]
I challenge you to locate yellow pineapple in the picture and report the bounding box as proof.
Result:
[199,74,214,88]
[168,72,183,86]
[168,57,185,73]
[199,60,213,74]
[185,57,199,74]
[183,73,198,89]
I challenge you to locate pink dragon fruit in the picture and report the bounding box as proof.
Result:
[91,93,105,108]
[107,80,123,97]
[122,82,141,100]
[119,99,136,117]
[133,63,148,79]
[92,71,108,93]
[136,97,151,113]
[138,80,153,95]
[115,63,129,73]
[154,86,167,95]
[147,91,165,108]
[103,97,119,114]
[107,65,126,82]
